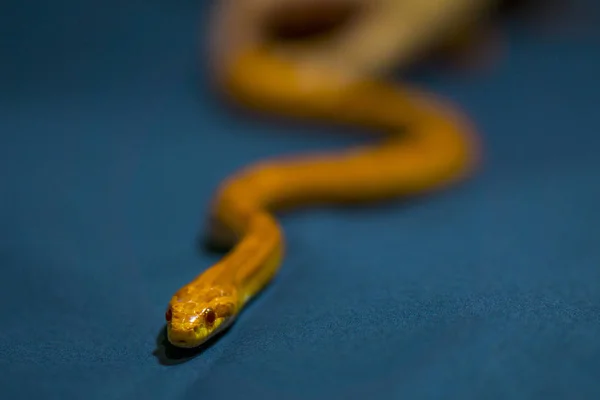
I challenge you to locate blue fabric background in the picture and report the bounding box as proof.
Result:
[1,1,599,399]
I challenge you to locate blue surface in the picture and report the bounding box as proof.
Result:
[1,1,599,399]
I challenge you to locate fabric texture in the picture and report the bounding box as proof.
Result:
[1,1,599,399]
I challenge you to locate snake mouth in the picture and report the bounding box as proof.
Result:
[166,316,237,349]
[166,325,205,349]
[262,0,365,45]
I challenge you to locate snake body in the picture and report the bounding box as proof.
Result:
[165,47,480,348]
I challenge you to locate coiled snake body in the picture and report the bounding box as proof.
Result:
[165,47,480,348]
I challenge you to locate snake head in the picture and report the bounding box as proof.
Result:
[165,286,238,348]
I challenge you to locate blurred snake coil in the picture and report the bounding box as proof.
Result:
[164,47,481,348]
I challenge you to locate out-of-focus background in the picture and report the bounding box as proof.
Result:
[1,0,599,399]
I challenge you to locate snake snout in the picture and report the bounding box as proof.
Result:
[166,323,206,348]
[168,332,202,348]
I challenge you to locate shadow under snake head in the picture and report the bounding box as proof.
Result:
[165,285,239,348]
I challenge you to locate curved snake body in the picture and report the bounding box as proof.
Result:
[165,48,480,348]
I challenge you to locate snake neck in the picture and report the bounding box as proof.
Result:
[205,196,284,306]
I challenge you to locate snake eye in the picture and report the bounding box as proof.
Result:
[165,307,172,322]
[204,308,216,325]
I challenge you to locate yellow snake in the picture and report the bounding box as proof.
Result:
[165,46,481,348]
